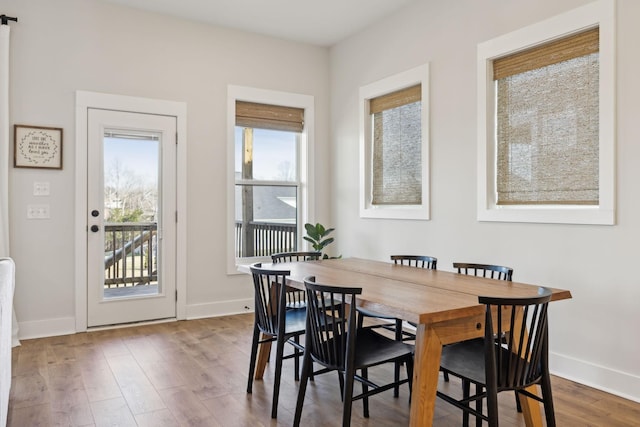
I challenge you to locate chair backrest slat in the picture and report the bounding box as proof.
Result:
[481,288,551,391]
[250,263,290,336]
[391,255,437,269]
[453,262,513,281]
[272,251,322,263]
[303,276,361,371]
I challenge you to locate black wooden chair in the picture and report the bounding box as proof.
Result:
[247,263,306,419]
[271,251,322,309]
[271,251,322,263]
[437,287,556,427]
[356,255,436,396]
[293,276,414,427]
[451,262,519,414]
[391,254,438,269]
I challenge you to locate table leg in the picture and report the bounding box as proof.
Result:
[254,334,271,380]
[519,386,543,426]
[510,307,543,427]
[409,324,442,427]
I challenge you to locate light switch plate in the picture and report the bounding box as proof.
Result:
[33,182,50,196]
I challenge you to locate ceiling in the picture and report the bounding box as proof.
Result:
[99,0,416,46]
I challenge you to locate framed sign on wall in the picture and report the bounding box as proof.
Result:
[14,124,63,169]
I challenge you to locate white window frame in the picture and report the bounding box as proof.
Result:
[226,85,314,274]
[477,0,615,225]
[359,64,430,220]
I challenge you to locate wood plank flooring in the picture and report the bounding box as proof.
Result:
[8,314,640,426]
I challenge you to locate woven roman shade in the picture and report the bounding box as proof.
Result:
[369,84,421,114]
[236,101,304,133]
[495,28,599,206]
[493,27,599,81]
[370,84,422,205]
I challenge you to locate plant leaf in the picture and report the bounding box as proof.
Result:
[319,237,334,247]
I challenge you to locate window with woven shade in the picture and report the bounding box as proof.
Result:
[227,86,315,271]
[477,0,614,225]
[359,64,430,220]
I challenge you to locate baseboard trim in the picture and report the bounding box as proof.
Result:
[18,317,76,340]
[550,351,640,403]
[186,298,254,319]
[15,299,255,340]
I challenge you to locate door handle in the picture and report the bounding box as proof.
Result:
[90,225,99,232]
[91,210,100,217]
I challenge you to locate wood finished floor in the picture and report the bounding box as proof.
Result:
[8,314,640,426]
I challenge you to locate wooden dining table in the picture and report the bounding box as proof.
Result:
[249,257,572,427]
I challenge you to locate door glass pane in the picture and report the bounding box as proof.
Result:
[102,132,160,299]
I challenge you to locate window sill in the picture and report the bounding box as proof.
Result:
[477,205,614,225]
[360,204,430,220]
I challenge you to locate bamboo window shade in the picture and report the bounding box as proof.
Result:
[494,27,600,206]
[369,84,421,114]
[236,101,304,133]
[493,27,599,80]
[370,84,422,206]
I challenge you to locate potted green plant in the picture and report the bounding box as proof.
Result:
[303,222,340,259]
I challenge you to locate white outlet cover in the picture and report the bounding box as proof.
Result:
[27,204,50,219]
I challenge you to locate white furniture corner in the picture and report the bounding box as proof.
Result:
[0,257,15,427]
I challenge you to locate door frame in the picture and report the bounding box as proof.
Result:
[75,91,187,331]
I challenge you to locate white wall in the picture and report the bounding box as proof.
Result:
[5,0,331,334]
[330,0,640,401]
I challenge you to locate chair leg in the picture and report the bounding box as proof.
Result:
[475,383,482,427]
[270,335,286,418]
[405,354,414,400]
[540,373,557,427]
[361,367,369,418]
[293,335,300,381]
[393,318,402,397]
[442,369,450,382]
[462,379,471,427]
[342,366,356,427]
[293,351,312,427]
[247,324,260,393]
[338,371,345,400]
[485,382,499,427]
[515,390,522,412]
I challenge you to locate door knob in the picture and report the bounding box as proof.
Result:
[91,210,100,217]
[90,225,99,232]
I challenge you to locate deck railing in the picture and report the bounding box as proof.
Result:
[103,221,296,287]
[235,221,297,257]
[104,222,157,288]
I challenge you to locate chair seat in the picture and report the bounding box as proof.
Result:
[440,338,540,389]
[312,328,413,369]
[354,329,414,368]
[440,338,486,384]
[283,307,307,335]
[357,306,396,320]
